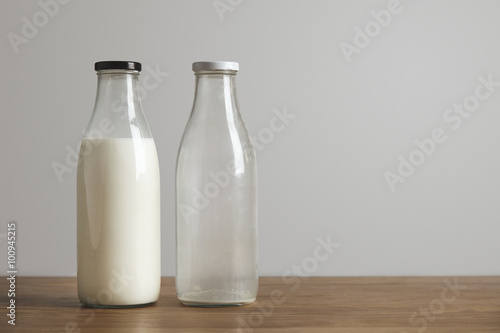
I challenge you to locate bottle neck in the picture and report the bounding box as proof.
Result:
[94,70,141,108]
[192,72,239,121]
[86,69,152,139]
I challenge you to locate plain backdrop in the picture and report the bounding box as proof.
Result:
[1,0,499,276]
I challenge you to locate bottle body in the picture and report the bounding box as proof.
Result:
[176,62,258,306]
[77,62,161,308]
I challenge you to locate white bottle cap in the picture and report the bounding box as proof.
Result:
[192,61,239,72]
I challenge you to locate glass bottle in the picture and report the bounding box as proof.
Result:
[176,61,258,306]
[77,61,161,308]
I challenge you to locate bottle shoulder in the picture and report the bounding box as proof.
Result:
[83,105,153,139]
[177,121,256,171]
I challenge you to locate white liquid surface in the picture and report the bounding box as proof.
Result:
[77,138,160,307]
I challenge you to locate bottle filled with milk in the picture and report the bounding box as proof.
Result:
[77,61,161,308]
[176,61,258,306]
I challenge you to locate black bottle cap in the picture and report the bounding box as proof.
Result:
[94,61,142,72]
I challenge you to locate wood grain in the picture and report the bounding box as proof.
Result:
[0,276,498,332]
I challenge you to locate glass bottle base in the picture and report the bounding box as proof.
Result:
[178,298,256,307]
[80,301,157,309]
[177,290,256,307]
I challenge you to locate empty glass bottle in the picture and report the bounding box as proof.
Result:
[77,61,161,308]
[176,61,258,306]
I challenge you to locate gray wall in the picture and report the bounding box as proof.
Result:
[1,0,499,276]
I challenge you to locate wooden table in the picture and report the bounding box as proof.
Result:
[0,277,498,332]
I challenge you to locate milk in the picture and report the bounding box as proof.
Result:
[77,138,160,307]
